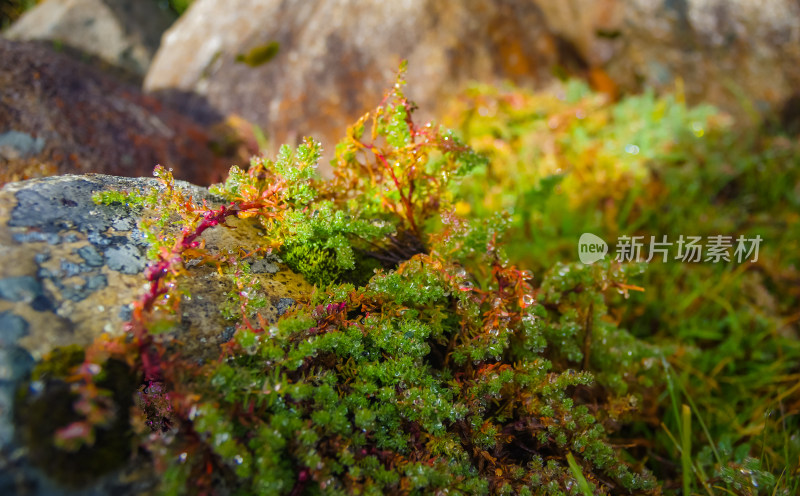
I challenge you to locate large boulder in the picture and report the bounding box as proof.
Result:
[143,0,564,161]
[0,174,309,494]
[146,0,800,149]
[534,0,800,117]
[3,0,176,76]
[0,40,244,186]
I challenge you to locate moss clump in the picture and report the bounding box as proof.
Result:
[15,349,139,487]
[282,241,384,288]
[29,344,85,382]
[44,67,670,494]
[91,188,147,208]
[281,242,343,287]
[235,41,280,67]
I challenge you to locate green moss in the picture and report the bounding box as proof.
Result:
[91,188,146,208]
[281,241,384,288]
[281,242,343,287]
[29,344,85,382]
[113,71,659,495]
[235,41,280,67]
[168,0,193,15]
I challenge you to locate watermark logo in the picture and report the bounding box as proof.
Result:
[578,233,608,264]
[577,234,762,264]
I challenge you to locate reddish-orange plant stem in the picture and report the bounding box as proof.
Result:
[133,199,277,379]
[361,142,420,236]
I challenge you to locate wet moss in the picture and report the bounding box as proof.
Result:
[281,242,381,288]
[281,242,343,287]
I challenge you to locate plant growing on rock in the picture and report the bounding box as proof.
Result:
[18,67,659,495]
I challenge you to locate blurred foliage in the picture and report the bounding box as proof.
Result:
[444,80,800,493]
[236,41,280,67]
[164,0,193,15]
[0,0,37,29]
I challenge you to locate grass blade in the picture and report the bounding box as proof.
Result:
[682,404,693,495]
[566,452,594,496]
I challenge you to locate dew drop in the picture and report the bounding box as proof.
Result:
[625,144,640,155]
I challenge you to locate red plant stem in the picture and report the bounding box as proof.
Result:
[131,200,274,380]
[289,468,310,496]
[362,142,420,237]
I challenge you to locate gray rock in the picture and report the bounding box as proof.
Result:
[0,312,29,346]
[104,244,146,275]
[3,0,177,76]
[0,173,312,494]
[0,276,44,304]
[76,245,104,267]
[0,131,45,160]
[251,257,279,274]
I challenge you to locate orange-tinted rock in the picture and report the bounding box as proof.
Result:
[0,40,244,186]
[144,0,565,163]
[534,0,800,118]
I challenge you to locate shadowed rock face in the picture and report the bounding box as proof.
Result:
[3,0,176,76]
[144,0,563,164]
[0,174,310,494]
[0,40,244,186]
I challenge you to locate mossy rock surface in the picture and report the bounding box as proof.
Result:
[0,173,311,493]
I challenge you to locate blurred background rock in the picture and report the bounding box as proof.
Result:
[2,0,799,177]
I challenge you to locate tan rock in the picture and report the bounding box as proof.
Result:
[535,0,800,118]
[144,0,562,165]
[3,0,176,75]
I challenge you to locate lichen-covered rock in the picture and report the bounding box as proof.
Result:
[0,39,247,186]
[0,173,310,494]
[534,0,800,117]
[3,0,177,76]
[143,0,564,162]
